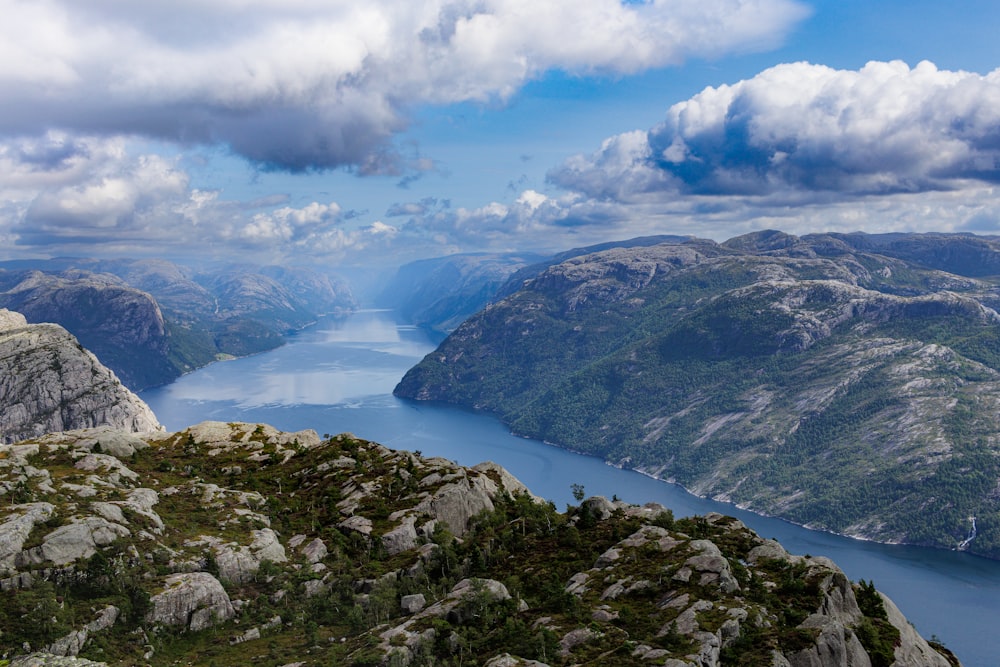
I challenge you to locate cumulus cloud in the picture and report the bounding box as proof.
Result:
[0,0,807,171]
[0,134,396,262]
[551,60,1000,201]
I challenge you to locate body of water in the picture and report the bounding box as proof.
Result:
[142,309,1000,666]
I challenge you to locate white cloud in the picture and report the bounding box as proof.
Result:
[552,60,1000,201]
[0,0,808,170]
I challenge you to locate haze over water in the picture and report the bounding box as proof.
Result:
[142,309,1000,667]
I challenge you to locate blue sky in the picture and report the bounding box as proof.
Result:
[3,0,1000,268]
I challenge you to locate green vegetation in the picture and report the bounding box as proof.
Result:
[0,423,945,666]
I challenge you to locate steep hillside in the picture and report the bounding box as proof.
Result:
[0,422,955,666]
[395,231,1000,560]
[0,309,161,443]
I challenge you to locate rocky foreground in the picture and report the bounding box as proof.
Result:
[0,309,161,444]
[0,422,957,666]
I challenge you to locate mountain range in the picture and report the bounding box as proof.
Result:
[0,259,356,390]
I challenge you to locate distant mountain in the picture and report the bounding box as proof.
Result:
[396,231,1000,560]
[0,271,178,389]
[0,309,161,443]
[495,234,691,299]
[378,252,544,334]
[0,259,357,389]
[0,421,955,666]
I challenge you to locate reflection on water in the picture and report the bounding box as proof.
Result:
[142,309,1000,667]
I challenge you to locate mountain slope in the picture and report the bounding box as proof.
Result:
[0,309,161,443]
[0,422,955,666]
[395,231,1000,559]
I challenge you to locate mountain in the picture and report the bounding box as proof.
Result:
[0,260,357,389]
[378,253,544,335]
[0,421,956,666]
[395,231,1000,560]
[0,271,179,390]
[0,309,161,444]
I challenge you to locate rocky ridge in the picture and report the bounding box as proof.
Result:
[0,309,161,444]
[0,421,957,666]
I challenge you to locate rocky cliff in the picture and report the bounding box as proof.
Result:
[395,231,1000,559]
[0,421,956,666]
[0,309,161,444]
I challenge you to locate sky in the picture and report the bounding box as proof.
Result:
[3,0,1000,269]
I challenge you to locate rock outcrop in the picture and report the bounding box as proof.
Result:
[147,572,236,631]
[0,423,959,666]
[0,309,161,444]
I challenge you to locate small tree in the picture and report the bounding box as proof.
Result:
[570,483,585,503]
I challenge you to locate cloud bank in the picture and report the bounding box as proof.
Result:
[551,60,1000,201]
[0,0,807,171]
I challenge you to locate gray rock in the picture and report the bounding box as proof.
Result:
[880,592,952,667]
[401,593,426,614]
[300,537,327,564]
[483,655,550,667]
[787,616,871,667]
[45,605,120,657]
[193,528,287,585]
[0,310,161,444]
[581,495,616,520]
[559,628,598,656]
[0,502,55,572]
[382,516,419,555]
[10,654,109,666]
[18,517,130,566]
[302,579,329,597]
[338,515,373,536]
[415,474,497,536]
[146,572,235,631]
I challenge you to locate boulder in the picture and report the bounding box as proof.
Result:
[17,517,130,566]
[0,502,55,572]
[300,537,327,564]
[401,593,426,614]
[147,572,235,631]
[382,516,419,556]
[415,475,496,536]
[194,528,287,584]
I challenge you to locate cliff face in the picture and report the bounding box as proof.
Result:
[0,422,956,666]
[395,231,1000,559]
[0,309,161,444]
